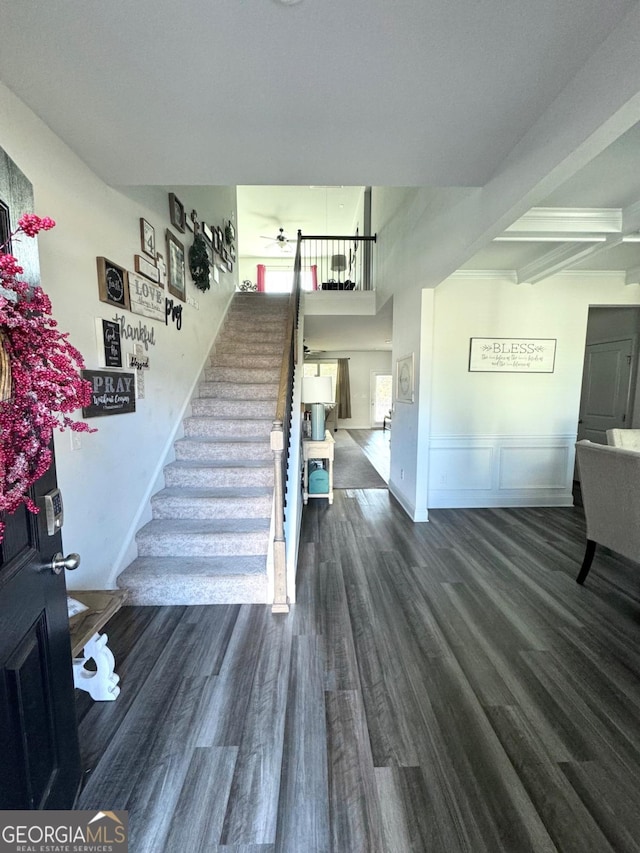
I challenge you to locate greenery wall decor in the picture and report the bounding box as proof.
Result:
[188,232,211,292]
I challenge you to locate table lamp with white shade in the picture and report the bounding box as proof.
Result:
[302,376,333,440]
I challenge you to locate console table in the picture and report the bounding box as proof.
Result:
[302,430,335,505]
[68,589,127,701]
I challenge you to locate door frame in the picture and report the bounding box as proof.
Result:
[370,370,392,428]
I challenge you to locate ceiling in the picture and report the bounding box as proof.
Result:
[237,186,365,258]
[0,0,634,187]
[2,0,640,352]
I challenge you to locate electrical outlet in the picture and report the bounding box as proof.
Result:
[70,432,82,451]
[400,468,405,480]
[439,474,447,486]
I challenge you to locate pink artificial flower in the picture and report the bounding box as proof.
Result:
[0,253,24,278]
[16,213,56,238]
[0,212,95,542]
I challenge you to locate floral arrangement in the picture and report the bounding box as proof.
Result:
[0,214,95,541]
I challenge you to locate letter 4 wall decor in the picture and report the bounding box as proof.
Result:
[469,338,557,373]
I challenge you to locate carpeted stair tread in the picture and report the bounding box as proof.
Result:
[136,518,271,557]
[154,486,272,498]
[117,556,268,605]
[139,517,270,535]
[152,487,272,519]
[191,398,276,418]
[198,382,279,400]
[121,554,267,577]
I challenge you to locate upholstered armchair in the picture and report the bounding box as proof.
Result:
[606,428,640,450]
[574,440,640,584]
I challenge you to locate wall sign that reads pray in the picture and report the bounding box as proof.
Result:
[81,369,136,417]
[165,297,183,330]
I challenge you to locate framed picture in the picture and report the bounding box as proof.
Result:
[229,243,236,262]
[134,254,160,283]
[168,192,185,232]
[202,222,213,244]
[140,218,155,258]
[214,226,223,253]
[156,251,167,287]
[225,221,235,245]
[396,353,414,403]
[96,257,130,311]
[166,230,186,301]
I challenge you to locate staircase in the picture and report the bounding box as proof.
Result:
[116,292,289,605]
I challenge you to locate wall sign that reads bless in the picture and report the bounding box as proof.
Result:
[469,338,557,373]
[82,369,136,417]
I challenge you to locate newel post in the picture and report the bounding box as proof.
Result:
[271,420,289,613]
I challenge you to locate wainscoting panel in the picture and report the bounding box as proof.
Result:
[429,446,494,491]
[428,434,576,508]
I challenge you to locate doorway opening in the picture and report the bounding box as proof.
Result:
[370,372,392,428]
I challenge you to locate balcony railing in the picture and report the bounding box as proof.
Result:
[299,231,376,292]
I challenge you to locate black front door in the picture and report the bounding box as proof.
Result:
[0,455,82,809]
[0,148,82,809]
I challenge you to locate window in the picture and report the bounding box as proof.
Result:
[303,360,338,400]
[261,267,317,293]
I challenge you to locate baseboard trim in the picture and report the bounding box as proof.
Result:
[388,479,429,522]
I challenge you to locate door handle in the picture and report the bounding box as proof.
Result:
[49,552,81,575]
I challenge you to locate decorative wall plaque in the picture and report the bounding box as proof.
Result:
[81,369,136,417]
[469,338,557,373]
[97,257,130,310]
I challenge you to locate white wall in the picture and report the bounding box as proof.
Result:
[0,82,236,588]
[372,180,640,517]
[428,273,640,508]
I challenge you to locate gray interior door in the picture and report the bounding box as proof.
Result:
[578,339,633,445]
[0,148,82,809]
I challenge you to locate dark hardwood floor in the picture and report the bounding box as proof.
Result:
[76,492,640,852]
[347,428,390,483]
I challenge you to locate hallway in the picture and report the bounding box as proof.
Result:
[76,492,640,852]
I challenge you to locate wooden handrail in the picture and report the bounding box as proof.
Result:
[271,234,303,613]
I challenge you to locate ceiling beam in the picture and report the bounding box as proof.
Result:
[625,265,640,286]
[504,206,621,235]
[517,236,624,284]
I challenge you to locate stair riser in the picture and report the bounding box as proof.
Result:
[184,418,272,439]
[212,352,282,368]
[174,440,271,462]
[205,367,280,383]
[165,467,274,488]
[137,530,270,557]
[215,341,283,355]
[191,399,275,418]
[121,579,268,606]
[198,382,279,400]
[151,494,272,520]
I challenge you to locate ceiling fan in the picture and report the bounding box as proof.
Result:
[261,227,295,252]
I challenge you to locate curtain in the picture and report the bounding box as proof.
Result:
[256,264,266,292]
[336,358,351,419]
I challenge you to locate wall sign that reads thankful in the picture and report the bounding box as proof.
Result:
[469,338,557,373]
